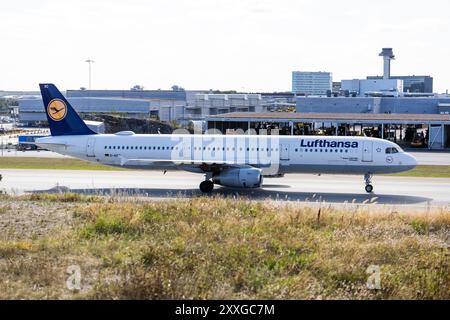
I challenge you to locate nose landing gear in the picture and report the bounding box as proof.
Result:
[364,173,374,193]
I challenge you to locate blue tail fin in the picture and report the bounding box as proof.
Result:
[39,83,96,136]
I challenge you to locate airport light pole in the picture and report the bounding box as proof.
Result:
[85,58,95,90]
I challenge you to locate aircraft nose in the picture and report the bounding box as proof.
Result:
[406,153,418,168]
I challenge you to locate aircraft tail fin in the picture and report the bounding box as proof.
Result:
[39,83,96,136]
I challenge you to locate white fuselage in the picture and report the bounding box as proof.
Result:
[35,133,418,176]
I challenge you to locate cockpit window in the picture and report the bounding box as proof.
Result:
[386,147,399,154]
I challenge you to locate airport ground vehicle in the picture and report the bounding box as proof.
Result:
[17,135,47,151]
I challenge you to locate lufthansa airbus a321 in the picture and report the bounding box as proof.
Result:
[35,84,418,193]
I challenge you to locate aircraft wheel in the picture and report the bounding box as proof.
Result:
[365,184,374,193]
[200,180,214,193]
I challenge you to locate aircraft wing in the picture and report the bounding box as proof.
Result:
[120,157,249,167]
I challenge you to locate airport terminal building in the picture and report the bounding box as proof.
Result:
[19,96,187,124]
[206,112,450,150]
[18,89,266,125]
[18,89,193,125]
[206,94,450,150]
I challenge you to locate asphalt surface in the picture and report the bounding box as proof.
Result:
[1,169,449,209]
[408,151,450,166]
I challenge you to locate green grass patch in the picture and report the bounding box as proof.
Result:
[0,157,126,171]
[25,193,101,203]
[388,165,450,178]
[81,214,137,238]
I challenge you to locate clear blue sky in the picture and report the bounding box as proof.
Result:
[1,0,449,92]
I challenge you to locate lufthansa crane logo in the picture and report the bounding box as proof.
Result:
[47,99,67,121]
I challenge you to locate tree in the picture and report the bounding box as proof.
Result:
[0,98,18,112]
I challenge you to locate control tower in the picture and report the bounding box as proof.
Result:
[379,48,395,80]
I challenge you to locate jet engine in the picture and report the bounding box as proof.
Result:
[213,167,263,189]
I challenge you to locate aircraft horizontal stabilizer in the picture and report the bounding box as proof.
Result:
[33,142,69,147]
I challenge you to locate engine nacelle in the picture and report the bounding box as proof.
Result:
[213,167,263,189]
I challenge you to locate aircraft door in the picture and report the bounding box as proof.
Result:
[183,142,191,161]
[280,144,290,161]
[362,141,373,162]
[86,138,96,157]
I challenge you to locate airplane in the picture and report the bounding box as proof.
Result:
[34,84,418,194]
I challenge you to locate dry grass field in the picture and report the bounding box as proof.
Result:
[0,193,449,300]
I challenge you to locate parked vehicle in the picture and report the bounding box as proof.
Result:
[17,135,48,151]
[410,133,427,148]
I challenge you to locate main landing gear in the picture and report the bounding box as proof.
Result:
[200,180,214,193]
[364,173,374,193]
